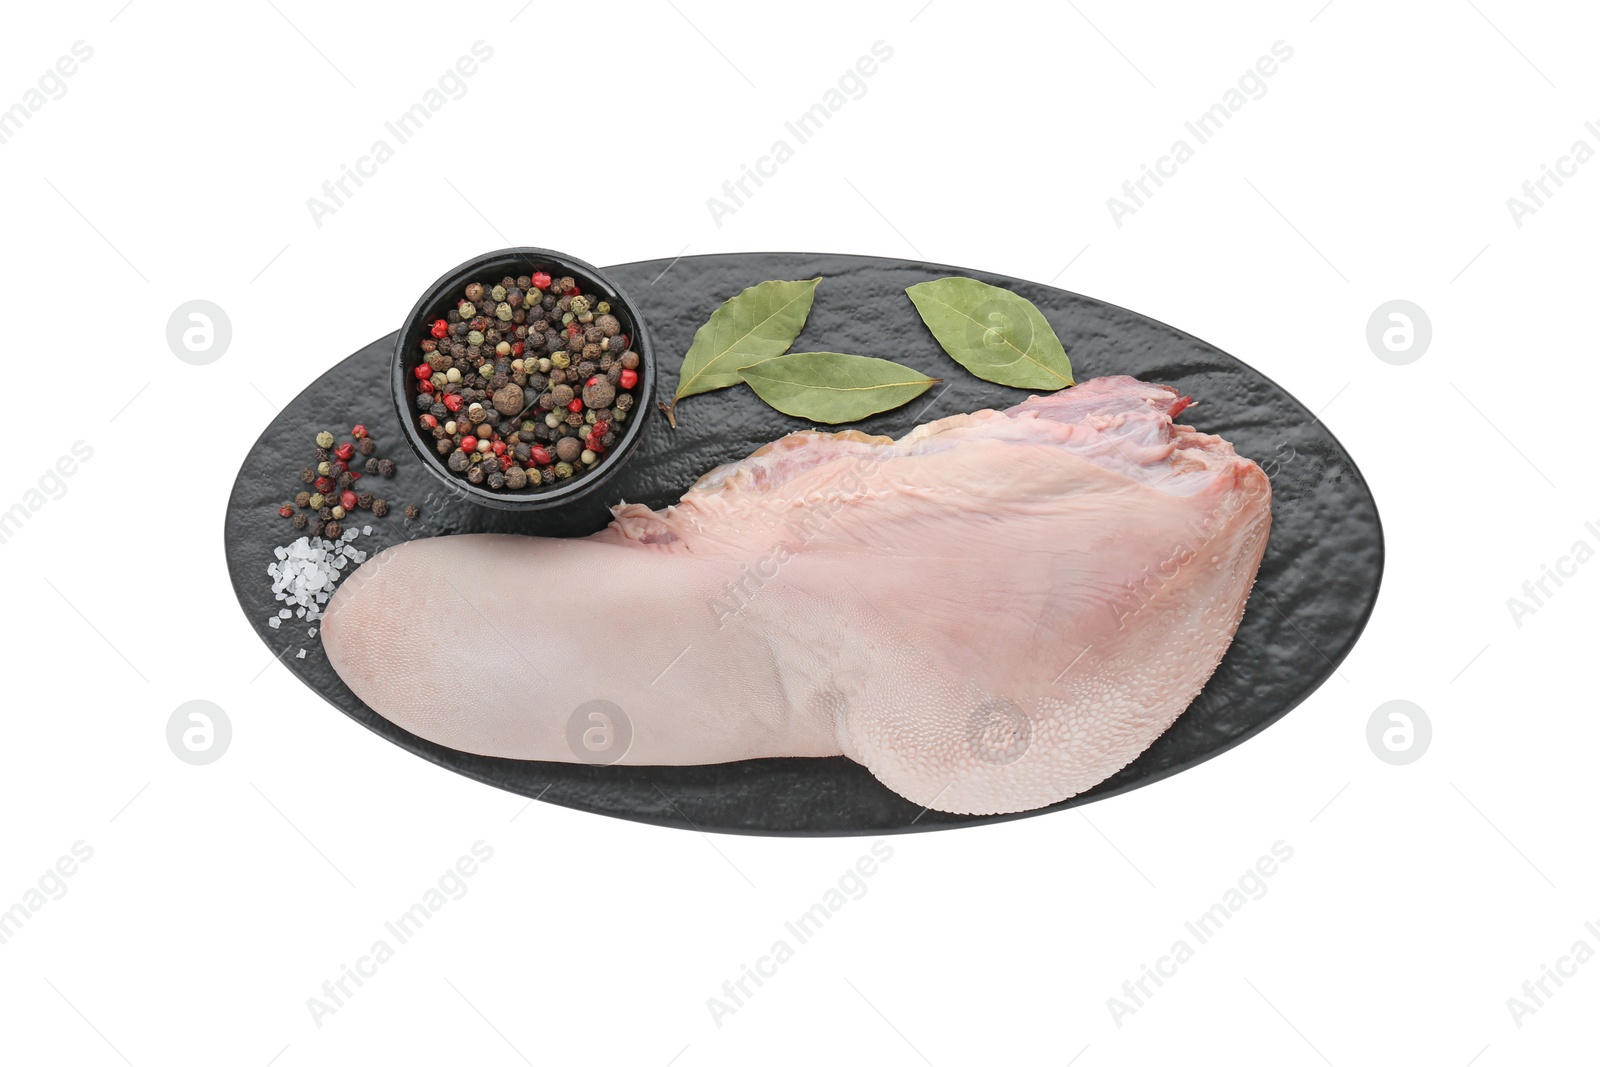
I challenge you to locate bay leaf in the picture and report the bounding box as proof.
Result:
[738,351,941,424]
[905,277,1074,390]
[664,277,822,426]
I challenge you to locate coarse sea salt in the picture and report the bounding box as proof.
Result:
[265,530,369,638]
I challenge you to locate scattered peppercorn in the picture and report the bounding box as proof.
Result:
[372,499,389,517]
[326,522,343,539]
[404,505,419,520]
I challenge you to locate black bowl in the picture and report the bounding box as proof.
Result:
[392,247,655,512]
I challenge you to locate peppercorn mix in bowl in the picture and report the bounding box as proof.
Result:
[393,247,654,511]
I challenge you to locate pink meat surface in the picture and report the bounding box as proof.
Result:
[322,375,1271,815]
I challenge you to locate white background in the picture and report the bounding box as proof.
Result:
[0,1,1593,1063]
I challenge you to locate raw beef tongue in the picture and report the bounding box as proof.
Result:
[323,376,1271,815]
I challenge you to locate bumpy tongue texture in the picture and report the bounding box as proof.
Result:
[321,375,1270,817]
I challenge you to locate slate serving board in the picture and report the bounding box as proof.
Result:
[224,252,1383,837]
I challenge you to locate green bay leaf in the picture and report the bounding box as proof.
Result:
[666,277,822,424]
[905,277,1074,391]
[737,351,940,424]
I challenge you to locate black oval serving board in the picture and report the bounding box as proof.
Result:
[224,252,1382,837]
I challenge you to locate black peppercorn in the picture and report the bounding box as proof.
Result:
[466,465,485,485]
[295,491,311,508]
[311,519,326,537]
[364,458,380,475]
[404,505,420,520]
[415,393,434,412]
[300,467,316,484]
[291,512,308,530]
[357,491,374,510]
[326,522,343,539]
[487,470,506,491]
[359,437,377,456]
[372,499,389,517]
[378,458,396,477]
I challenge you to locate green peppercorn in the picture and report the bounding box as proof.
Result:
[467,330,484,346]
[596,302,611,315]
[554,461,574,478]
[308,493,325,509]
[315,431,335,449]
[550,351,571,369]
[491,285,507,302]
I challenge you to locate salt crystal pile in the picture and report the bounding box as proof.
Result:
[266,532,369,634]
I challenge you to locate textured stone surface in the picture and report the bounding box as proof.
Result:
[224,252,1383,836]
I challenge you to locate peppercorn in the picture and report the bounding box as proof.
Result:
[436,437,453,455]
[403,505,420,520]
[487,470,506,490]
[295,491,311,508]
[378,458,396,477]
[555,436,582,463]
[278,504,295,518]
[359,437,377,456]
[330,505,346,520]
[620,350,640,370]
[595,313,621,337]
[337,471,355,490]
[307,492,325,510]
[583,378,616,408]
[300,467,315,484]
[554,461,574,479]
[292,512,308,530]
[415,393,434,411]
[447,450,470,473]
[576,356,599,377]
[552,384,575,406]
[372,499,389,517]
[608,364,623,385]
[616,393,634,411]
[504,465,528,490]
[364,458,380,475]
[465,282,485,302]
[326,522,342,539]
[357,491,374,510]
[315,430,335,449]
